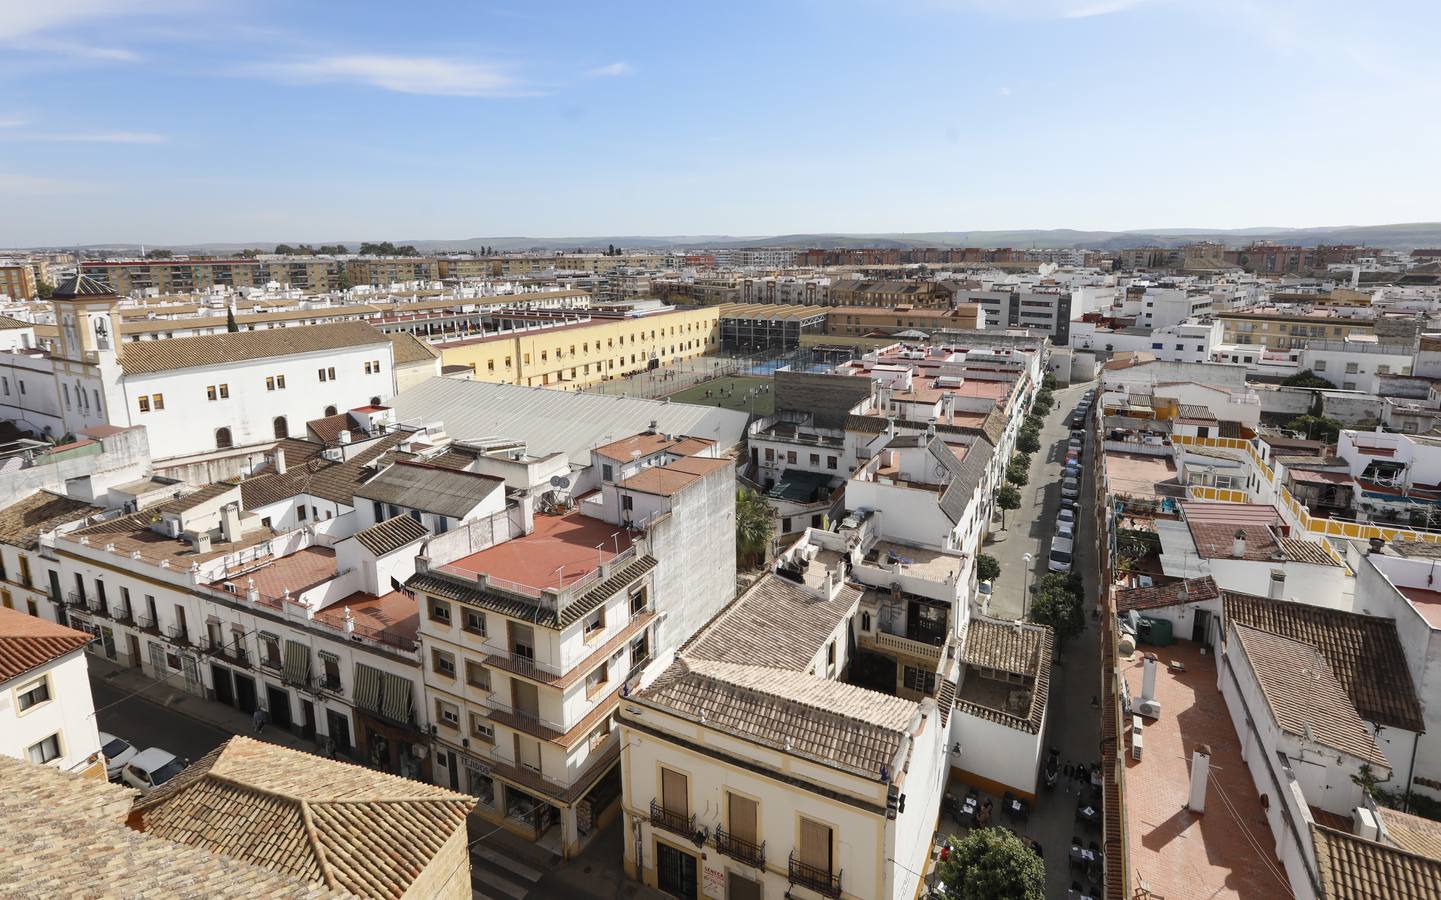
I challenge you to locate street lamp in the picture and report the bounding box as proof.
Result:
[1021,552,1033,619]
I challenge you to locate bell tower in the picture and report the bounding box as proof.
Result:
[50,273,120,363]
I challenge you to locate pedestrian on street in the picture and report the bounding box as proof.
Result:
[253,707,267,734]
[1062,761,1075,794]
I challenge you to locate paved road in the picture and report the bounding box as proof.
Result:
[967,379,1107,896]
[90,671,232,765]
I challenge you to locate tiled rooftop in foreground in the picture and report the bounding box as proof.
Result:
[1121,641,1287,900]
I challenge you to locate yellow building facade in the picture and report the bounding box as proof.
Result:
[438,307,720,388]
[0,264,37,300]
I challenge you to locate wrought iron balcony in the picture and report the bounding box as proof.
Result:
[648,799,695,839]
[315,674,343,695]
[715,828,765,868]
[789,851,841,898]
[167,625,191,646]
[135,614,159,633]
[203,638,250,667]
[65,591,88,609]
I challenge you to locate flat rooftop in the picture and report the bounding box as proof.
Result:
[1399,586,1441,628]
[447,510,633,592]
[68,512,278,567]
[1104,451,1180,501]
[314,588,418,644]
[1121,641,1288,900]
[212,546,336,600]
[866,540,962,583]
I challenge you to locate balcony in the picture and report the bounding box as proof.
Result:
[649,799,696,840]
[864,630,944,662]
[482,696,565,741]
[715,828,765,868]
[483,644,564,685]
[203,638,249,667]
[788,852,842,898]
[135,614,160,634]
[109,606,133,626]
[166,625,191,647]
[314,674,343,696]
[65,591,88,610]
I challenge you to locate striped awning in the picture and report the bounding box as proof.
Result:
[283,640,311,686]
[380,670,414,725]
[354,662,383,713]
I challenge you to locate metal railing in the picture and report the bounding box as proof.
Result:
[314,674,343,695]
[649,799,695,839]
[715,828,765,868]
[482,642,564,681]
[65,591,87,609]
[135,614,159,633]
[482,695,565,735]
[167,625,190,646]
[203,637,249,666]
[788,852,842,898]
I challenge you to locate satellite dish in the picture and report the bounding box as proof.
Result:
[549,475,571,490]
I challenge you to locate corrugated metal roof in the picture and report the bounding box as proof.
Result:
[388,378,749,466]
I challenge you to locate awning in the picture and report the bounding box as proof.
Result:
[283,640,311,686]
[354,662,383,713]
[380,670,414,725]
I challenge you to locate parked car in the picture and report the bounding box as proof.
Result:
[1071,413,1086,428]
[1049,536,1075,572]
[1060,497,1078,515]
[1063,465,1081,481]
[99,732,137,782]
[122,748,187,795]
[1062,476,1080,499]
[1070,429,1086,442]
[1058,507,1076,526]
[1058,520,1075,540]
[1068,438,1084,453]
[1083,389,1095,399]
[977,580,993,608]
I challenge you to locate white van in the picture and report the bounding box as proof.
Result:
[1049,536,1075,572]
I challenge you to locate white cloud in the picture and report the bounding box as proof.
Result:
[586,61,633,78]
[0,131,169,144]
[999,86,1012,96]
[251,54,532,97]
[0,118,27,128]
[0,0,183,41]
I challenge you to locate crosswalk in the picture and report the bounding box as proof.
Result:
[471,844,546,900]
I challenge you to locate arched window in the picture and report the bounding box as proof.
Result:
[324,405,338,417]
[273,416,289,439]
[215,427,233,449]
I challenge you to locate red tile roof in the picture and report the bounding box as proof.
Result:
[0,606,93,683]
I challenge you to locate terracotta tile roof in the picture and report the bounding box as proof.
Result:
[1314,823,1441,900]
[593,432,679,462]
[133,736,474,899]
[1233,624,1389,767]
[118,322,390,375]
[1177,403,1218,420]
[353,514,429,557]
[616,455,732,497]
[0,490,98,550]
[1116,575,1219,612]
[1382,808,1441,860]
[386,331,440,365]
[157,481,239,515]
[0,605,94,683]
[0,314,32,330]
[307,412,353,443]
[682,574,859,671]
[957,618,1053,734]
[236,433,405,508]
[1224,592,1425,732]
[636,656,917,777]
[1186,517,1341,566]
[962,616,1042,676]
[0,753,339,898]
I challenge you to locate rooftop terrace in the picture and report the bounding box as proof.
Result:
[443,510,633,594]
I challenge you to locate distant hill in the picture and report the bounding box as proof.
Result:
[26,222,1441,254]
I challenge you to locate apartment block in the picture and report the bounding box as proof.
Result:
[82,259,345,294]
[411,431,736,857]
[0,262,38,300]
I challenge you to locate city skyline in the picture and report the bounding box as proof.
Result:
[3,0,1439,245]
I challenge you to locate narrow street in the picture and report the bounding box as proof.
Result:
[978,379,1107,896]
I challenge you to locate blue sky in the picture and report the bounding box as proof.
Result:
[2,0,1438,246]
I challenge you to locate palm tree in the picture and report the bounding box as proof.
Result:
[736,489,774,570]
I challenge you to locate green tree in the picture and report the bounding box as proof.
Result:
[1024,413,1043,432]
[1281,369,1335,389]
[994,483,1021,528]
[1029,583,1085,646]
[1286,414,1343,443]
[936,827,1044,900]
[1042,372,1058,390]
[735,489,773,570]
[143,248,173,259]
[1006,460,1029,486]
[225,307,238,333]
[975,553,1001,583]
[36,279,53,300]
[1016,429,1040,455]
[275,243,296,255]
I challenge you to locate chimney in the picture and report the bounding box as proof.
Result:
[192,531,212,554]
[245,577,260,605]
[1232,528,1246,558]
[338,430,352,445]
[1352,806,1380,841]
[274,446,287,475]
[648,419,659,434]
[1187,744,1211,813]
[220,504,243,543]
[1141,653,1158,703]
[926,417,937,441]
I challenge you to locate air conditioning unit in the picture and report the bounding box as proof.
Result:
[1135,699,1162,719]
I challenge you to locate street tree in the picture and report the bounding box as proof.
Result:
[936,827,1044,900]
[994,483,1021,528]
